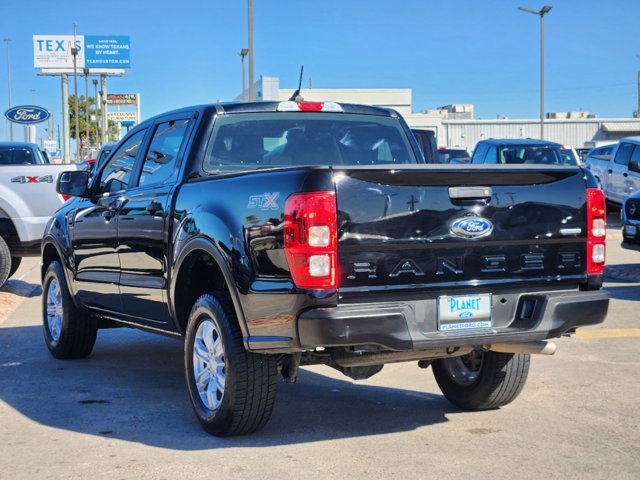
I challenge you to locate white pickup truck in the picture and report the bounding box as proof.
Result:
[0,142,80,287]
[585,137,640,204]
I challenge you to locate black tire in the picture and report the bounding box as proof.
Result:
[42,260,97,359]
[184,293,277,436]
[432,350,530,410]
[9,256,22,279]
[0,235,10,288]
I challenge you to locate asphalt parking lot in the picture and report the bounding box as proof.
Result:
[1,214,639,480]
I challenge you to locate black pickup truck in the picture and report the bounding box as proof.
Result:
[43,100,609,436]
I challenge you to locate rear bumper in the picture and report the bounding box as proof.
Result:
[297,289,609,351]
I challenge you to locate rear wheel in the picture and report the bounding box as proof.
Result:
[0,236,10,288]
[8,256,22,279]
[432,349,530,410]
[184,294,278,436]
[42,261,97,359]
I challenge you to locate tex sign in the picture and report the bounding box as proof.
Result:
[33,35,85,69]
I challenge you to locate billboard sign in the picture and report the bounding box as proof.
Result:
[5,105,50,124]
[84,36,130,68]
[108,111,137,123]
[107,93,137,105]
[33,35,84,69]
[34,35,130,70]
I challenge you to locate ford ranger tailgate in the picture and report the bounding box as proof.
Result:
[335,166,590,294]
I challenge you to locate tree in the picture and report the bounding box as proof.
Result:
[67,95,119,145]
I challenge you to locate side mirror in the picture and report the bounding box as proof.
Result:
[629,160,640,173]
[57,170,91,198]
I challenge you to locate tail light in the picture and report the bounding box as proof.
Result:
[60,194,72,202]
[277,101,343,112]
[284,191,337,289]
[586,187,606,275]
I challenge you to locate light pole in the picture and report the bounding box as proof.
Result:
[71,24,81,160]
[3,38,13,141]
[239,48,248,101]
[83,68,90,150]
[93,79,100,144]
[248,0,254,101]
[519,5,552,140]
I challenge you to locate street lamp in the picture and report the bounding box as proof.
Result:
[3,37,13,141]
[93,79,100,144]
[239,48,249,101]
[519,5,552,140]
[248,0,254,101]
[71,24,80,160]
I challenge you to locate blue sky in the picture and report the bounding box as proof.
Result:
[1,0,640,143]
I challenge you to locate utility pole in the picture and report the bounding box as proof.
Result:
[71,23,80,160]
[248,0,254,101]
[93,79,100,144]
[84,68,90,149]
[62,73,70,163]
[101,75,108,142]
[239,48,248,101]
[518,6,552,140]
[3,38,13,141]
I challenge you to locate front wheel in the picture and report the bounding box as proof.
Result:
[42,261,97,359]
[184,294,277,436]
[0,235,11,288]
[432,349,530,410]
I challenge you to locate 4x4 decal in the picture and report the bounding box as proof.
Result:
[11,175,54,184]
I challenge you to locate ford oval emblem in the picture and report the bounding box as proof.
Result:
[4,105,50,125]
[450,216,494,239]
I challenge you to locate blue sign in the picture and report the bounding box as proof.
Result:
[84,36,130,68]
[5,105,50,124]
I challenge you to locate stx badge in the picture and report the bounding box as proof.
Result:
[247,192,279,210]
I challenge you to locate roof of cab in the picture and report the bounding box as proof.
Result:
[136,101,396,129]
[0,141,40,149]
[478,138,563,147]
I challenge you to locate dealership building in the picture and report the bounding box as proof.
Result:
[242,76,640,151]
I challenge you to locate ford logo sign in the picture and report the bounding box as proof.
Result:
[5,105,50,125]
[450,216,494,239]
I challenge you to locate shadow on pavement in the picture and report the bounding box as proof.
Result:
[0,279,42,298]
[603,286,640,302]
[0,325,453,449]
[604,264,640,283]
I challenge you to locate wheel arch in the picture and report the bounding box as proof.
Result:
[170,237,249,339]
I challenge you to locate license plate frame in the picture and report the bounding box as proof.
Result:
[437,293,493,332]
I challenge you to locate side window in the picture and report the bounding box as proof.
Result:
[97,129,146,194]
[629,145,640,167]
[471,144,488,164]
[614,143,634,166]
[139,119,190,187]
[484,146,498,164]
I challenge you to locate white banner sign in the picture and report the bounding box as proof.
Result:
[33,35,85,69]
[108,111,137,123]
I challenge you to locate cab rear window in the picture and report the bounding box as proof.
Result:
[203,113,417,173]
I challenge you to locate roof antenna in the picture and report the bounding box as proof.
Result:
[289,65,305,101]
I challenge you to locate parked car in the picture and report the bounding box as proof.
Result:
[437,146,471,164]
[584,137,640,205]
[576,148,591,162]
[470,139,579,165]
[621,190,640,251]
[0,142,80,287]
[410,129,437,163]
[45,100,608,436]
[94,142,117,171]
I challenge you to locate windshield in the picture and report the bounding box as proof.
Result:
[498,146,578,166]
[203,112,417,173]
[437,149,470,163]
